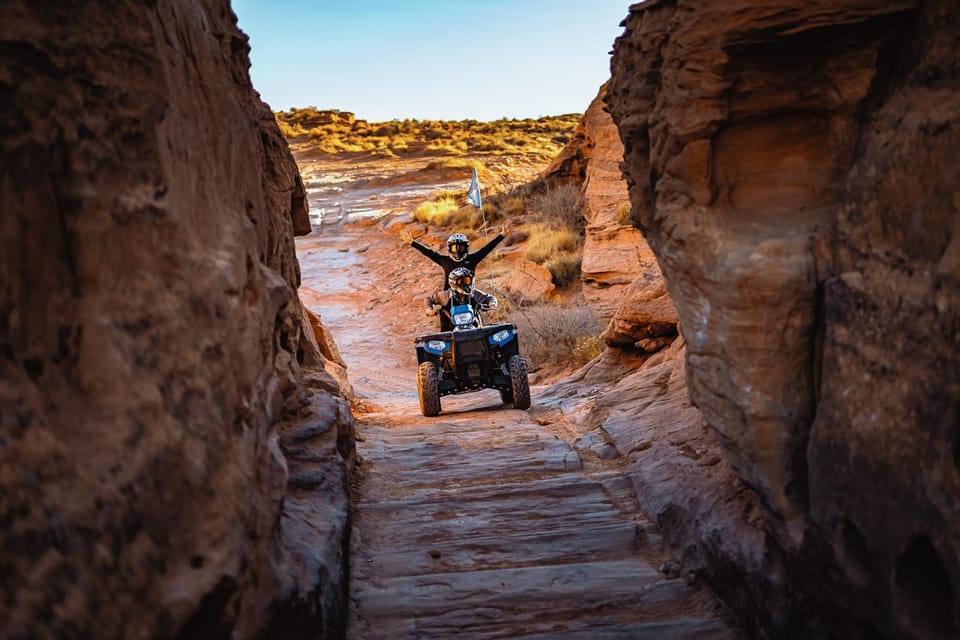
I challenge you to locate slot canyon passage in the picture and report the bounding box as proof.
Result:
[1,1,959,639]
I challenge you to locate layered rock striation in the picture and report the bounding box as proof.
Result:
[603,0,960,637]
[543,84,663,321]
[0,2,352,638]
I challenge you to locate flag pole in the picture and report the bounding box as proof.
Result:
[467,165,489,285]
[468,165,487,237]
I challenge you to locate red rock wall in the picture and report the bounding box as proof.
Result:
[543,84,662,322]
[607,0,959,637]
[0,2,351,638]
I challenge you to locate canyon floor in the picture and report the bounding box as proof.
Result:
[293,149,738,638]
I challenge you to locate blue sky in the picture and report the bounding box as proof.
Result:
[231,1,630,121]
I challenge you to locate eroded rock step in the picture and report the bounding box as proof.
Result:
[348,409,736,638]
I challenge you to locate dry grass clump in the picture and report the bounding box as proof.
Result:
[615,201,633,226]
[571,334,605,365]
[420,158,494,183]
[413,197,491,230]
[277,120,303,138]
[446,206,487,230]
[413,196,460,226]
[523,223,579,263]
[528,182,582,231]
[544,254,582,288]
[510,303,605,370]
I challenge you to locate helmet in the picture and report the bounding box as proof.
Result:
[447,233,469,261]
[448,267,474,297]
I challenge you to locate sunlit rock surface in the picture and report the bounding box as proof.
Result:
[604,0,960,637]
[0,2,353,638]
[544,84,655,320]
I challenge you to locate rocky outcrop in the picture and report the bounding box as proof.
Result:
[0,2,352,639]
[499,259,556,303]
[601,257,678,349]
[605,0,960,637]
[544,84,654,320]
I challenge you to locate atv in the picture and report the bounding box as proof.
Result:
[414,299,530,417]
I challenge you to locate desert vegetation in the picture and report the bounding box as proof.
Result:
[510,303,605,370]
[275,107,580,159]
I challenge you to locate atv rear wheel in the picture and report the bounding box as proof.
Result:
[417,361,441,416]
[508,355,531,410]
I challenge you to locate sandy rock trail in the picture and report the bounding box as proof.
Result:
[296,221,735,638]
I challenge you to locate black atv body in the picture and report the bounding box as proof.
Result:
[414,302,530,416]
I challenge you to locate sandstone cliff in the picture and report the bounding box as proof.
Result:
[600,0,960,637]
[543,84,669,322]
[0,2,352,638]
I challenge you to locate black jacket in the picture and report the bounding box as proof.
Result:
[425,288,498,313]
[410,234,505,290]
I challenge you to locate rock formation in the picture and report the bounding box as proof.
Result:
[543,84,657,320]
[600,0,960,637]
[0,2,353,639]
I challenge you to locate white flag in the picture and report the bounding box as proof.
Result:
[466,167,482,209]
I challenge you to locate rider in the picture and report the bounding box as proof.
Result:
[400,218,513,294]
[425,267,498,330]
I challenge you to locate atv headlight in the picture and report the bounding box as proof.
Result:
[425,339,448,354]
[489,329,513,345]
[452,311,475,326]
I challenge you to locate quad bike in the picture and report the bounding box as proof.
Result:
[414,298,530,417]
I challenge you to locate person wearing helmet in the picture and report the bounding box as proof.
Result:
[425,267,498,330]
[400,219,513,293]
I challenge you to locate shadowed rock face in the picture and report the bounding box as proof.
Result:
[0,2,352,639]
[607,0,959,637]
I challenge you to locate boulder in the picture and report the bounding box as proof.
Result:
[501,259,556,303]
[601,252,678,347]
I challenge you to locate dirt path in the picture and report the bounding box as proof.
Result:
[296,222,736,639]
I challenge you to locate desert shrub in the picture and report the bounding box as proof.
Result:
[277,120,302,138]
[524,224,579,263]
[413,195,459,226]
[571,334,605,365]
[446,206,486,230]
[499,196,525,217]
[544,253,581,288]
[529,183,582,231]
[372,123,399,136]
[508,303,604,370]
[615,201,633,226]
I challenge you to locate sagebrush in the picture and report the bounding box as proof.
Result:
[508,303,605,370]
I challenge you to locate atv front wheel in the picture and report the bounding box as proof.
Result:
[417,361,441,417]
[508,355,531,410]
